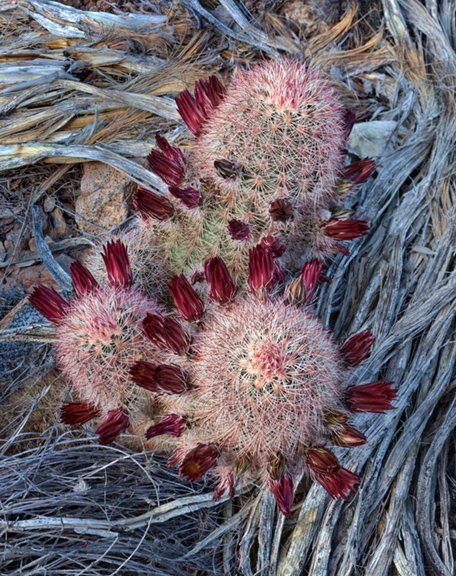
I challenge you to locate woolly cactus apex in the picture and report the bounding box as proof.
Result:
[30,241,167,445]
[142,59,375,280]
[131,253,396,516]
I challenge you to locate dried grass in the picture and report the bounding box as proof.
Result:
[0,0,455,575]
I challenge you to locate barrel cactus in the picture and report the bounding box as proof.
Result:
[29,241,170,444]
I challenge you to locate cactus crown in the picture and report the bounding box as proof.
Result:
[191,296,343,462]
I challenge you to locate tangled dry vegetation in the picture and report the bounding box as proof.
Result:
[0,0,455,574]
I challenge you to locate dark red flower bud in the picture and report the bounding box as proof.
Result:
[307,447,359,500]
[176,89,206,136]
[179,76,225,129]
[143,312,190,355]
[285,259,324,306]
[60,402,100,426]
[168,185,201,209]
[70,261,99,298]
[315,467,360,500]
[195,76,225,115]
[345,381,396,413]
[214,158,244,180]
[101,240,133,289]
[301,259,324,303]
[96,409,129,445]
[331,423,367,447]
[323,219,369,240]
[135,187,174,221]
[179,444,218,481]
[146,414,186,439]
[204,257,236,304]
[147,137,185,186]
[207,76,225,106]
[169,274,205,321]
[269,198,294,222]
[147,151,184,186]
[342,109,356,141]
[155,135,184,165]
[306,447,339,473]
[130,361,188,394]
[248,244,276,293]
[194,79,214,118]
[213,470,236,502]
[228,219,250,240]
[260,235,286,258]
[324,411,349,426]
[285,275,306,306]
[340,330,375,366]
[29,286,70,324]
[343,158,375,184]
[269,475,294,518]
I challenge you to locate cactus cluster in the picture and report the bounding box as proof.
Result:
[29,58,394,517]
[31,243,395,516]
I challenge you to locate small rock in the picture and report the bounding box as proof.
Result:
[348,121,398,159]
[50,207,67,239]
[43,196,56,213]
[76,162,132,235]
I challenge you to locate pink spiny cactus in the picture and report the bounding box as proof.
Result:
[188,296,344,461]
[30,241,169,444]
[55,284,155,410]
[26,58,391,519]
[124,246,396,517]
[191,59,346,203]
